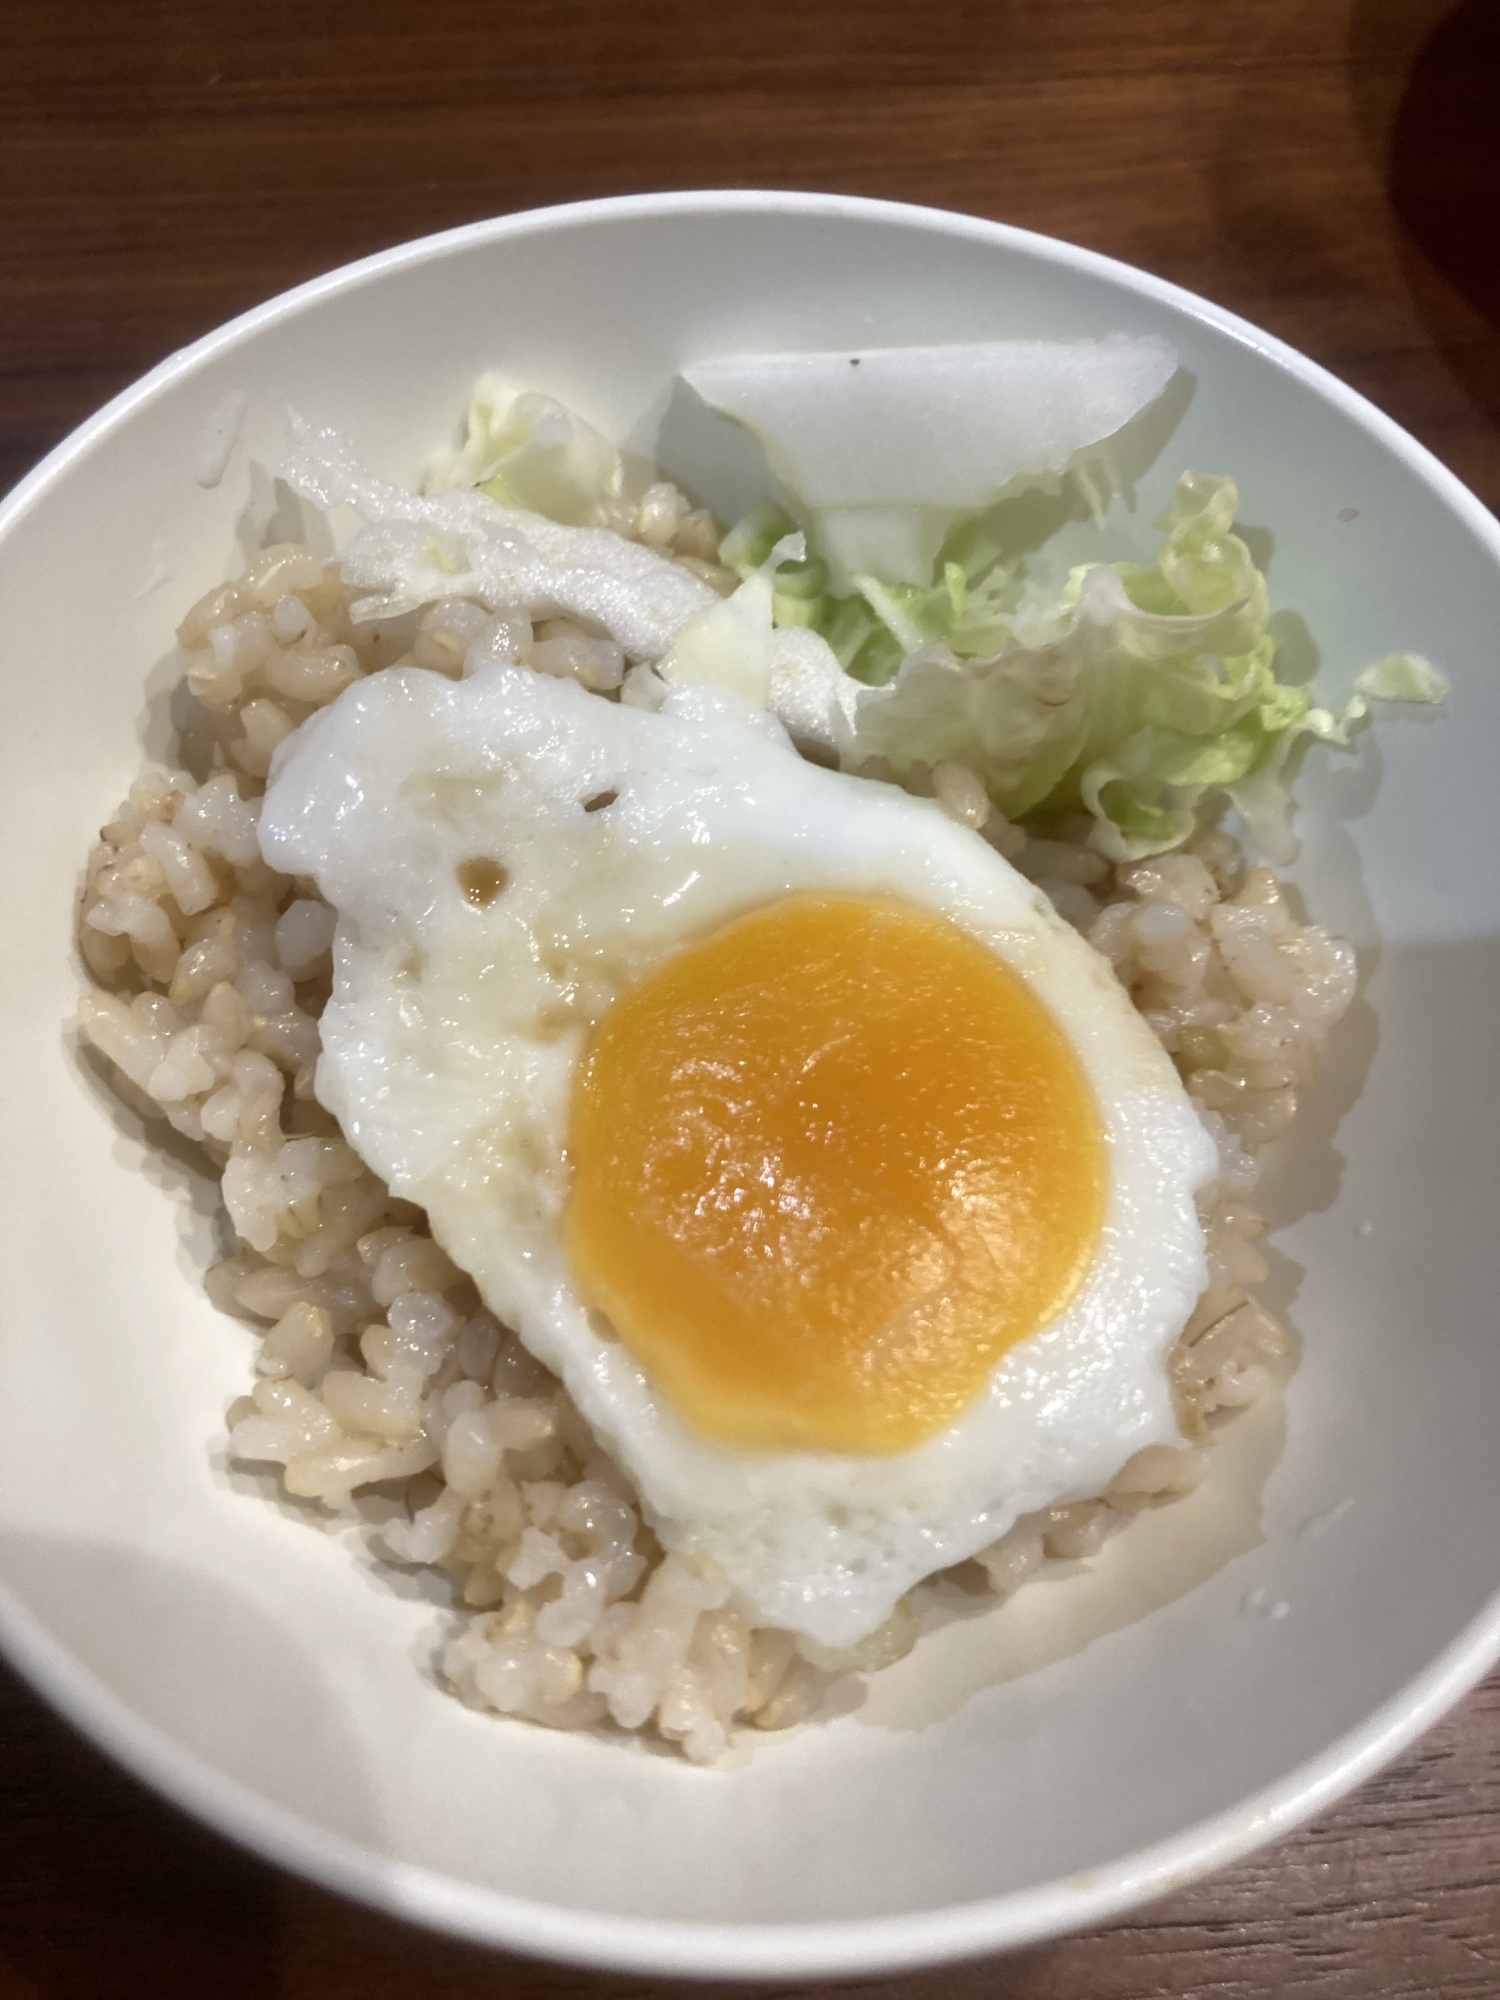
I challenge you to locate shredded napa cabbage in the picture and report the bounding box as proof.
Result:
[718,471,1447,862]
[296,387,1447,868]
[682,335,1179,586]
[425,376,625,525]
[283,412,716,661]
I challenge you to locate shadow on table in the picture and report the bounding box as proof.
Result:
[1348,0,1500,464]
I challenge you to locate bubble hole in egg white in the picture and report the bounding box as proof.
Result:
[259,666,1217,1649]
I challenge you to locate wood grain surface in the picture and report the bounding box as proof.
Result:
[3,1,1498,1993]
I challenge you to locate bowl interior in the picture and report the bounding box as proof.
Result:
[2,194,1498,1973]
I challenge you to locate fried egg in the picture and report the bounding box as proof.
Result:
[259,667,1215,1647]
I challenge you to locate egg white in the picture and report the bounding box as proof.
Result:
[259,665,1216,1647]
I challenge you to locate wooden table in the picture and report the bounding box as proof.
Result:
[3,1,1498,1992]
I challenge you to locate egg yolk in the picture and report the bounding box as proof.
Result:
[565,893,1106,1455]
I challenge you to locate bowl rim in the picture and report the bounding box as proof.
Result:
[4,185,1499,1980]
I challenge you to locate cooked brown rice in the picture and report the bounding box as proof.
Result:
[76,479,1356,1763]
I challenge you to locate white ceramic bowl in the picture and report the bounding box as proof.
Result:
[2,192,1498,1979]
